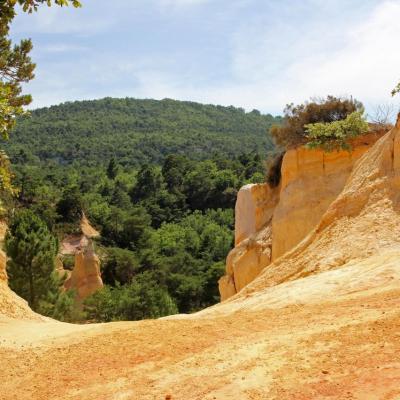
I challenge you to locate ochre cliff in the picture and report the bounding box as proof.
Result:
[220,132,383,300]
[234,115,400,298]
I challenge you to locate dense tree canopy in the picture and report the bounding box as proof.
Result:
[11,149,259,319]
[5,98,280,167]
[5,98,270,320]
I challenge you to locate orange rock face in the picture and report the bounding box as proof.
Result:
[234,183,278,246]
[60,215,103,301]
[64,245,103,301]
[219,183,279,300]
[220,132,383,300]
[273,132,381,260]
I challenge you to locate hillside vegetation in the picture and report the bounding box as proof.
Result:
[2,98,279,321]
[5,98,280,167]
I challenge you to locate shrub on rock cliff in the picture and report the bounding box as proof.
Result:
[270,96,363,149]
[305,111,369,152]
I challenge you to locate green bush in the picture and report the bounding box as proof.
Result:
[305,111,369,152]
[61,254,74,271]
[83,273,178,322]
[270,96,363,149]
[101,247,139,286]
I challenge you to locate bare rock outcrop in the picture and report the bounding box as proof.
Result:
[80,213,100,239]
[235,115,400,298]
[219,183,279,300]
[220,131,384,300]
[0,214,102,317]
[234,183,277,246]
[60,215,103,301]
[64,243,103,301]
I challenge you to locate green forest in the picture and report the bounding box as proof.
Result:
[5,97,279,166]
[4,98,281,321]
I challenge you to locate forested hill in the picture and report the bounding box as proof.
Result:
[3,97,281,320]
[6,98,280,167]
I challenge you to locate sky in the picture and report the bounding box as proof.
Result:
[10,0,400,116]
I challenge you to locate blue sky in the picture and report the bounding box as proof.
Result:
[10,0,400,116]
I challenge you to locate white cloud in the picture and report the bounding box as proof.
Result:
[23,0,400,116]
[125,0,400,114]
[281,0,400,109]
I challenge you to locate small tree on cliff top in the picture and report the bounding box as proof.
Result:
[5,209,63,315]
[270,96,364,149]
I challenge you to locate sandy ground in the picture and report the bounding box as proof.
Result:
[1,255,399,400]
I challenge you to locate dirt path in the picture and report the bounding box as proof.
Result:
[0,284,399,400]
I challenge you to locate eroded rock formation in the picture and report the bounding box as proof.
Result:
[219,184,279,300]
[236,114,400,297]
[220,131,384,300]
[64,243,103,301]
[60,215,103,301]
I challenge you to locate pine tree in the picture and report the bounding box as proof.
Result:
[106,157,119,180]
[0,0,81,196]
[56,186,83,223]
[5,209,60,313]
